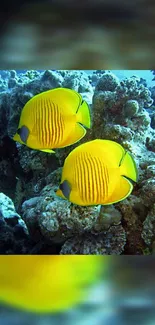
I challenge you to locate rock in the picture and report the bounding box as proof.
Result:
[60,225,126,255]
[0,193,31,253]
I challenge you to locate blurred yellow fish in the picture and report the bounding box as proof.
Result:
[0,256,102,313]
[13,88,91,153]
[56,139,138,206]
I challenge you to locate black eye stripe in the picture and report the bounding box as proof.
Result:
[60,180,71,199]
[17,128,21,135]
[17,125,30,143]
[60,183,63,191]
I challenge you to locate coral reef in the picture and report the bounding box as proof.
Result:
[88,70,105,87]
[95,72,120,91]
[62,70,93,93]
[0,69,155,254]
[91,73,153,140]
[0,193,32,253]
[142,204,155,249]
[60,225,126,255]
[116,196,147,255]
[21,168,126,254]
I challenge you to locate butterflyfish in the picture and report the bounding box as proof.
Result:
[13,88,91,153]
[56,139,138,206]
[0,256,102,313]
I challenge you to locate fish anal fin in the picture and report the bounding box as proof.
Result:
[76,100,91,129]
[120,151,138,183]
[40,149,55,153]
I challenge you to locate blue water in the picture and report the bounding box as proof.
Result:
[110,70,154,87]
[84,70,154,87]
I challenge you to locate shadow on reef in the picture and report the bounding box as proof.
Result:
[0,135,61,254]
[0,191,62,254]
[0,136,22,201]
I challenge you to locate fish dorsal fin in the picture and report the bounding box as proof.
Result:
[88,140,125,165]
[90,140,138,183]
[48,88,82,115]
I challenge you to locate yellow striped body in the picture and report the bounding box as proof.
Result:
[13,88,91,152]
[21,96,73,149]
[56,139,138,206]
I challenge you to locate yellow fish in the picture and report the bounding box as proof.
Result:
[0,256,102,313]
[56,139,138,206]
[13,88,91,153]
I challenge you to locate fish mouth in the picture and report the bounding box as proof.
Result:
[56,189,62,197]
[13,134,18,141]
[56,188,66,199]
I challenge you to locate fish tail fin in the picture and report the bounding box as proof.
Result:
[120,151,138,183]
[76,100,91,129]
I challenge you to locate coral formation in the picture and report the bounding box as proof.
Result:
[0,69,155,254]
[62,70,93,93]
[0,193,31,253]
[91,73,153,140]
[142,204,155,248]
[21,168,125,253]
[60,225,126,255]
[95,72,120,91]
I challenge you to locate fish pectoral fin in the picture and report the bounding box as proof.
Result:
[105,176,133,205]
[40,149,55,153]
[76,99,91,129]
[119,151,138,182]
[58,123,86,148]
